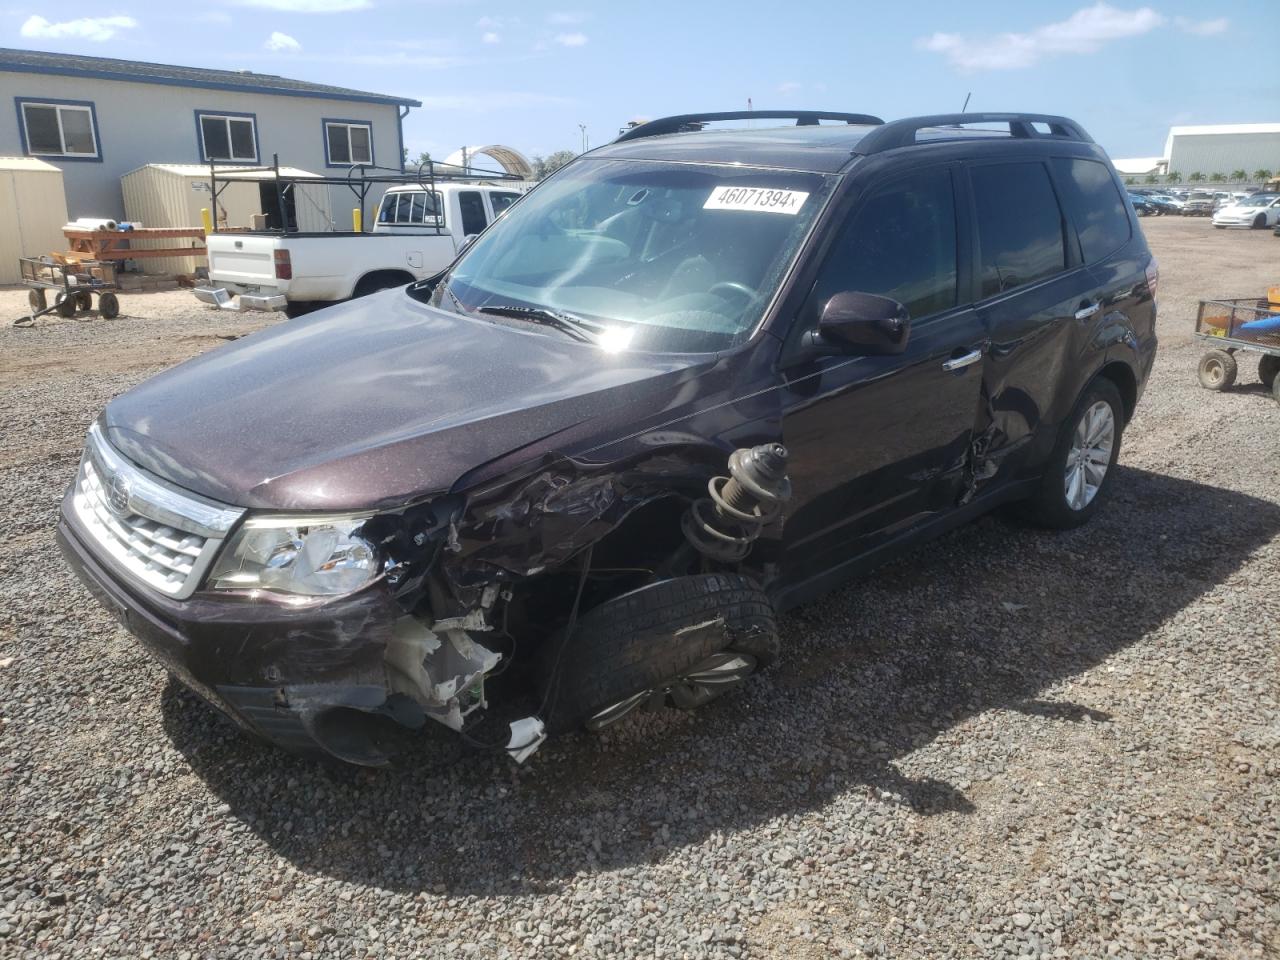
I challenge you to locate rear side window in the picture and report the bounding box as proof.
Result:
[1051,157,1132,263]
[809,167,958,321]
[459,191,488,235]
[971,162,1066,298]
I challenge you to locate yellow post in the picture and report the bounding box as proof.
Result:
[200,207,213,235]
[353,207,363,233]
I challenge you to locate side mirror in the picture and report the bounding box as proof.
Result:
[813,291,910,355]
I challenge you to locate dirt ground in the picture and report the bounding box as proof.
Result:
[1,216,1277,959]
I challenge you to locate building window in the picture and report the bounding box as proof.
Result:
[197,112,258,163]
[324,120,373,166]
[17,99,99,159]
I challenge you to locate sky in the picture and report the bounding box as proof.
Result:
[4,0,1278,165]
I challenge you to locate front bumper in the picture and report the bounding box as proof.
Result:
[57,491,411,763]
[194,285,287,313]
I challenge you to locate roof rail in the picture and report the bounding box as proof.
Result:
[854,112,1092,154]
[615,110,884,142]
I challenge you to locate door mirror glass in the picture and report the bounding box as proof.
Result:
[817,291,910,355]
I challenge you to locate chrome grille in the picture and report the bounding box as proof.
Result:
[71,424,245,599]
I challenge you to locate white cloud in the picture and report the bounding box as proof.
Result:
[548,11,584,24]
[233,0,369,11]
[476,15,501,28]
[481,31,500,44]
[554,31,588,47]
[919,3,1163,71]
[1174,15,1228,35]
[777,81,802,94]
[20,14,138,42]
[264,30,301,51]
[416,91,572,112]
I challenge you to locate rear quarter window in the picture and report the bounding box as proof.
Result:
[1051,157,1132,264]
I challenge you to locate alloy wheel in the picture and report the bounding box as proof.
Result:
[1064,400,1115,511]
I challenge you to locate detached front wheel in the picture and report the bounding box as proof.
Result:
[538,573,778,734]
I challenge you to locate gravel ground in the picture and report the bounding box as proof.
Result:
[1,217,1278,959]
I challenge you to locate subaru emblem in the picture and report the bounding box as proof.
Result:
[106,472,132,516]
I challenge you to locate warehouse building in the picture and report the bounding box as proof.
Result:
[0,47,420,221]
[1163,123,1280,178]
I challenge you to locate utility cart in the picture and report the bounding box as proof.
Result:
[1195,290,1280,404]
[14,256,121,327]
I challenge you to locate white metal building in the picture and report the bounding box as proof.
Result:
[1163,123,1280,178]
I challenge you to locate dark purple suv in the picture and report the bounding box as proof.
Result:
[58,111,1158,765]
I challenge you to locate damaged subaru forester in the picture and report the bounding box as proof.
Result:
[58,111,1157,766]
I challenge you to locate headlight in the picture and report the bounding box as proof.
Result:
[207,513,379,596]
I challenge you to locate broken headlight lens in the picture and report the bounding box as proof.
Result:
[207,514,378,596]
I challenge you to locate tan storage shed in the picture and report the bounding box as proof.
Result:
[0,157,69,285]
[120,163,336,275]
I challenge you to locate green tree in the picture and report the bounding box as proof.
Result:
[1188,171,1205,182]
[401,149,432,168]
[531,150,578,180]
[1253,168,1273,181]
[1165,171,1181,183]
[1209,172,1226,182]
[1124,176,1136,185]
[1144,173,1158,184]
[1230,169,1247,181]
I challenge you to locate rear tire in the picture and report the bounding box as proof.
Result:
[98,292,120,320]
[28,289,46,312]
[1259,354,1280,390]
[1198,350,1238,390]
[1015,378,1123,530]
[54,291,76,318]
[537,573,778,734]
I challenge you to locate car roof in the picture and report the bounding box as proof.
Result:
[593,124,880,173]
[592,115,1100,175]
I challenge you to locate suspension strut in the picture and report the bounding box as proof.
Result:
[681,443,792,562]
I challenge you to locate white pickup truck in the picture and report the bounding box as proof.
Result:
[195,181,528,316]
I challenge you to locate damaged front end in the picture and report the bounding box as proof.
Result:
[59,437,792,768]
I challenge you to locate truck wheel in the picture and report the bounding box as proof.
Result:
[75,290,93,313]
[1259,354,1280,390]
[1252,214,1267,230]
[1014,378,1124,530]
[537,573,778,734]
[1198,350,1237,390]
[28,289,46,312]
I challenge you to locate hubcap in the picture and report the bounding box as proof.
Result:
[1064,400,1115,511]
[1204,360,1224,386]
[585,651,758,731]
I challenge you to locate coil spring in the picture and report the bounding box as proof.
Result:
[681,443,792,562]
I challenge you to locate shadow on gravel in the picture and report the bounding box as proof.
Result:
[162,465,1280,896]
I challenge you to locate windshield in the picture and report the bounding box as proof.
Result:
[1240,195,1275,207]
[421,159,833,352]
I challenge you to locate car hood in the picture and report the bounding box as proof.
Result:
[102,290,711,510]
[1217,204,1260,216]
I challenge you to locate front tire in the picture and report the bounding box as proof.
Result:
[1016,378,1124,530]
[1198,349,1238,390]
[1259,354,1279,390]
[1253,214,1267,229]
[537,573,778,734]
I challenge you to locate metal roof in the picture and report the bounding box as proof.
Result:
[0,47,421,107]
[0,156,62,173]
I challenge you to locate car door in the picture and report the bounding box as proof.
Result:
[778,164,987,583]
[966,159,1091,481]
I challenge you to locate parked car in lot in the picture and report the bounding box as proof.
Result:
[1129,193,1155,216]
[1147,194,1185,216]
[196,176,529,317]
[58,110,1158,766]
[1182,192,1217,216]
[1212,193,1280,229]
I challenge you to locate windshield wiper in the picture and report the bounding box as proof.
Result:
[476,304,603,343]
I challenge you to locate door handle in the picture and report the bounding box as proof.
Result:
[942,348,983,372]
[1075,302,1100,320]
